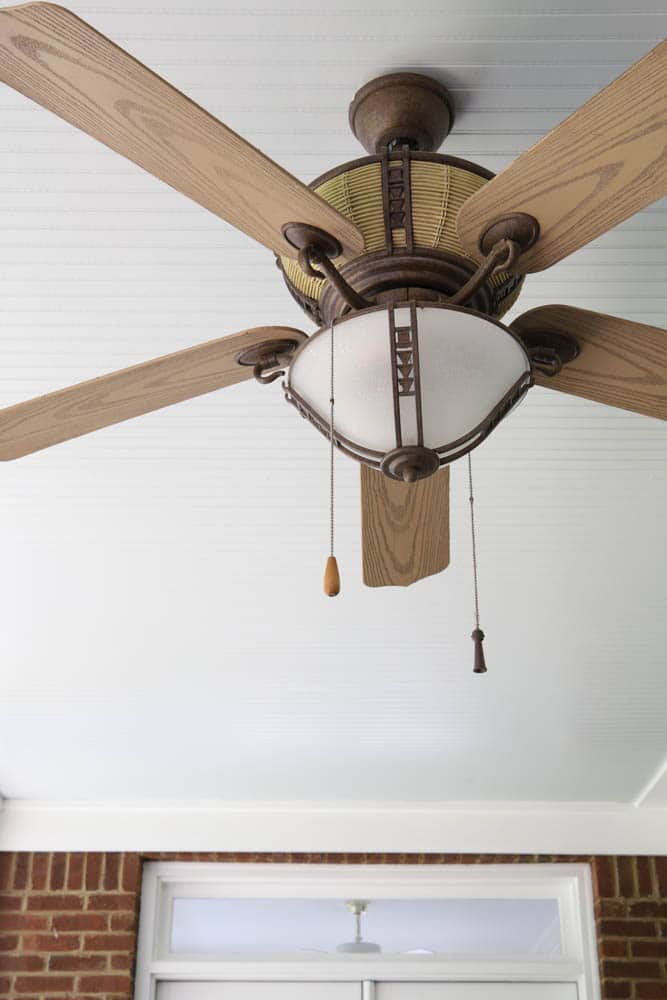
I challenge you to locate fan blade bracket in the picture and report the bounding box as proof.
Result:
[479,212,540,261]
[514,328,581,378]
[282,223,343,260]
[282,222,373,311]
[236,335,305,385]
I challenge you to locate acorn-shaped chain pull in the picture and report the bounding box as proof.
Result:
[324,555,341,597]
[324,321,341,597]
[467,455,487,673]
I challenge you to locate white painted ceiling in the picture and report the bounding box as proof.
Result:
[0,0,666,814]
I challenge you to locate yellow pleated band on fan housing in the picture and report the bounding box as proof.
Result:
[280,158,524,318]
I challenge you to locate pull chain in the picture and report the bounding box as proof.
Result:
[467,454,487,673]
[330,316,335,559]
[324,321,340,597]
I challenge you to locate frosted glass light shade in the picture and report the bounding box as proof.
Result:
[285,302,531,477]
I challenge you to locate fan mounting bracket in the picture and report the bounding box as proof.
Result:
[517,329,580,377]
[236,337,303,384]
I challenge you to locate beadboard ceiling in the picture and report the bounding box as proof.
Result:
[0,0,666,840]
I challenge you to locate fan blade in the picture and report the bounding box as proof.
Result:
[0,326,306,460]
[457,39,667,272]
[0,4,364,261]
[511,306,666,420]
[361,464,450,587]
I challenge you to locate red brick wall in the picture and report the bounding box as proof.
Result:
[1,853,666,1000]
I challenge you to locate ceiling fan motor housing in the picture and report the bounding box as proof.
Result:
[277,75,525,325]
[278,151,525,326]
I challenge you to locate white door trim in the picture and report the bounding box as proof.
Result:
[134,862,601,1000]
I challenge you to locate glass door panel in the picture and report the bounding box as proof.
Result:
[158,984,362,1000]
[376,985,577,1000]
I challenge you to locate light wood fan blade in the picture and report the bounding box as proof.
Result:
[0,326,306,460]
[511,306,667,420]
[361,465,450,587]
[0,3,364,262]
[457,39,667,273]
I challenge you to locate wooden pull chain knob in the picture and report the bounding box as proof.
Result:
[324,555,341,597]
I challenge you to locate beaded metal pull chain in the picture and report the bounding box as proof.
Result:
[467,454,487,673]
[324,321,340,597]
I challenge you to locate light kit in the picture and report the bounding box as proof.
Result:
[286,302,532,483]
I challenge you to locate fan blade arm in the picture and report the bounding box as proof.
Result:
[457,39,667,273]
[0,3,364,261]
[511,305,667,420]
[0,326,307,460]
[361,464,450,587]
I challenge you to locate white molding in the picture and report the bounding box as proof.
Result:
[134,862,600,1000]
[1,799,667,853]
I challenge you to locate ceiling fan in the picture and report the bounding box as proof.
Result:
[0,4,665,589]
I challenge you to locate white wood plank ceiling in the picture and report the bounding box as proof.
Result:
[0,0,665,827]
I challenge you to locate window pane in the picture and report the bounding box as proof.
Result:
[170,897,561,956]
[158,984,361,1000]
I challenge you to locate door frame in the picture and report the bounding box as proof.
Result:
[134,862,601,1000]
